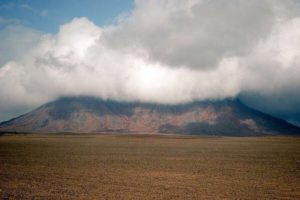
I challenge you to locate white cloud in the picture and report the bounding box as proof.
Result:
[1,0,300,123]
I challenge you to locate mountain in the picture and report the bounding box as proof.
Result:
[0,96,300,136]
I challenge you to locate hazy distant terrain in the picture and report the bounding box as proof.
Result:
[1,96,300,136]
[0,135,299,199]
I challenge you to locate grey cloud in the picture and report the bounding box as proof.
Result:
[106,0,275,69]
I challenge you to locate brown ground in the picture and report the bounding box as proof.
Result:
[0,134,299,199]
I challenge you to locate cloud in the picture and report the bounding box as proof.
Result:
[0,17,241,108]
[0,0,300,123]
[0,16,20,27]
[19,4,49,17]
[107,0,275,69]
[20,4,33,10]
[238,17,300,125]
[40,9,48,17]
[0,25,42,66]
[0,2,15,9]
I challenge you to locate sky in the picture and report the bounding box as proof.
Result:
[0,0,134,32]
[1,0,300,126]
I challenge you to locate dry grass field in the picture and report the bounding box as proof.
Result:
[0,134,299,199]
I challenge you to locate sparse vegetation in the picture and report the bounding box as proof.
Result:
[0,134,299,199]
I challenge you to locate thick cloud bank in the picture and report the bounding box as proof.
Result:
[1,0,300,123]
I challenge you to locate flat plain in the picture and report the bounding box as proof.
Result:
[0,134,299,199]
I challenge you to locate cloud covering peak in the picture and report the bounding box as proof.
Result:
[1,0,300,123]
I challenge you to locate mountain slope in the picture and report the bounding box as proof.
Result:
[0,96,299,135]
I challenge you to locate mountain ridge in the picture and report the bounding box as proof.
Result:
[1,96,300,136]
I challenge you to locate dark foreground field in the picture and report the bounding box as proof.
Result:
[0,135,299,199]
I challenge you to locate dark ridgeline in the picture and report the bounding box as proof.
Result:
[0,96,299,136]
